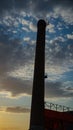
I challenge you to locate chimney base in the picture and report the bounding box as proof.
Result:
[29,125,44,130]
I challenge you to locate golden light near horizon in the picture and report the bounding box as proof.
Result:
[0,111,30,130]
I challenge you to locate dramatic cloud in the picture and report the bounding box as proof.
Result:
[0,30,73,99]
[29,22,37,32]
[0,34,35,78]
[0,0,73,109]
[0,75,73,99]
[47,23,55,33]
[0,1,71,10]
[45,81,73,98]
[67,34,73,39]
[6,106,30,113]
[45,37,73,76]
[0,78,32,97]
[0,0,73,17]
[0,106,30,113]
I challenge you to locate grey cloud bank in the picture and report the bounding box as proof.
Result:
[0,0,73,16]
[0,106,30,113]
[0,76,73,99]
[6,106,30,113]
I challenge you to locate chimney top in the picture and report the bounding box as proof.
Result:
[37,19,46,28]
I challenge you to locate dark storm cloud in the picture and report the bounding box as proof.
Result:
[6,106,30,113]
[0,0,73,15]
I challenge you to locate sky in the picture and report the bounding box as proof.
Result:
[0,0,73,129]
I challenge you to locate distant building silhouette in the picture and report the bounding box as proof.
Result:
[45,102,73,130]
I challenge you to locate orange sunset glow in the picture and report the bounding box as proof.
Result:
[0,112,30,130]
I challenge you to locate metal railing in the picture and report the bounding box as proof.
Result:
[45,102,73,112]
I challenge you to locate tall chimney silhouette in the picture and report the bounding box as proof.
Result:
[29,19,46,130]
